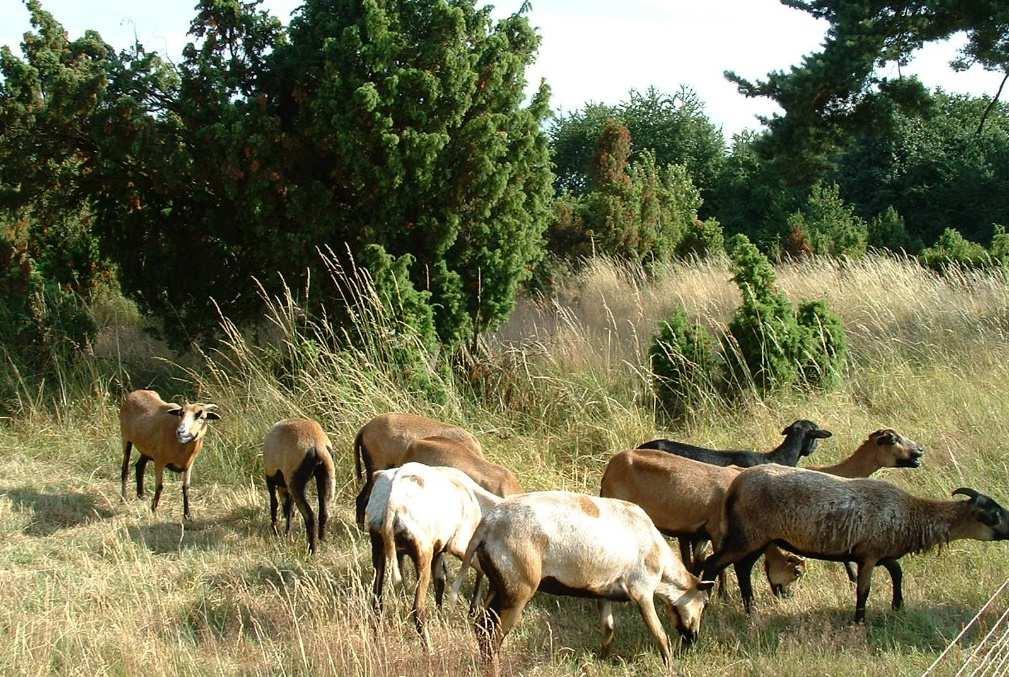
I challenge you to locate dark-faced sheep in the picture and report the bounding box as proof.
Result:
[364,462,501,647]
[263,418,336,554]
[701,465,1009,622]
[453,491,714,672]
[353,413,483,525]
[639,419,831,468]
[119,389,221,519]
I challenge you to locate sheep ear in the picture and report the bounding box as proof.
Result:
[780,426,792,435]
[697,580,716,592]
[167,407,184,417]
[205,411,221,421]
[953,488,980,502]
[813,429,832,439]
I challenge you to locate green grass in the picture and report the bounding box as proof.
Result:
[2,253,1009,675]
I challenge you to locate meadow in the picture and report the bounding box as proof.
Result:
[3,253,1009,676]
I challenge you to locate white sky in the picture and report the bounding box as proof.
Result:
[2,0,1006,138]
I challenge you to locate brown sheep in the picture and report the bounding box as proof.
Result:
[119,389,221,519]
[600,448,803,597]
[263,418,336,554]
[700,467,1009,622]
[353,413,483,525]
[400,437,523,498]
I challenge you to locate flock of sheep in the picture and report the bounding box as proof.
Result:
[117,388,1009,672]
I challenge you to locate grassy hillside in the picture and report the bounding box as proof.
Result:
[2,254,1009,675]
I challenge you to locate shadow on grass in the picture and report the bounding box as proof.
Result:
[4,487,115,536]
[127,519,231,554]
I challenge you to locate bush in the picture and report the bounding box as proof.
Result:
[649,310,720,420]
[796,300,848,388]
[676,217,725,258]
[990,224,1009,265]
[920,227,991,270]
[726,235,848,393]
[868,206,920,252]
[787,181,868,256]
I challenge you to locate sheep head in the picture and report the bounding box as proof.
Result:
[168,403,222,444]
[953,488,1009,541]
[781,419,832,458]
[870,429,925,468]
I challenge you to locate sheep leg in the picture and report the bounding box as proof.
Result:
[633,593,671,665]
[280,488,293,534]
[369,530,386,614]
[468,571,485,617]
[355,478,372,529]
[181,466,193,520]
[135,454,149,499]
[733,551,762,614]
[411,546,434,650]
[853,559,878,623]
[291,480,318,555]
[843,561,857,583]
[880,558,903,610]
[598,600,615,659]
[478,592,530,672]
[266,476,280,535]
[678,538,695,571]
[150,464,165,514]
[433,552,449,608]
[315,465,331,542]
[120,440,133,500]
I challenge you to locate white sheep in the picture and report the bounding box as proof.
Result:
[364,462,501,647]
[353,412,483,525]
[119,389,221,519]
[452,491,714,671]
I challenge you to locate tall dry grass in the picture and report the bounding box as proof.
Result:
[2,252,1009,675]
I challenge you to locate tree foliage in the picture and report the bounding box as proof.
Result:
[549,86,724,207]
[1,0,553,348]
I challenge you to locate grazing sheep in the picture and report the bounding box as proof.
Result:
[401,437,523,497]
[603,428,926,598]
[355,436,521,529]
[600,448,803,597]
[638,419,831,468]
[365,462,501,647]
[119,389,221,519]
[353,413,483,525]
[262,418,336,555]
[452,491,714,671]
[700,466,1009,622]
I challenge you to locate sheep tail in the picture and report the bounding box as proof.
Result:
[381,495,401,586]
[354,429,366,481]
[449,524,484,604]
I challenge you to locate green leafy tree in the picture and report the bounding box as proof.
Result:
[650,310,720,420]
[1,0,553,349]
[549,85,725,209]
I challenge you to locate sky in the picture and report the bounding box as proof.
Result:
[2,0,1006,138]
